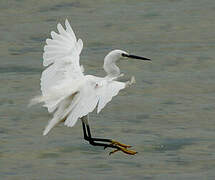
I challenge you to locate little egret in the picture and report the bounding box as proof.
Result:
[31,19,151,155]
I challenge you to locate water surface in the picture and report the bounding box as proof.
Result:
[1,0,215,179]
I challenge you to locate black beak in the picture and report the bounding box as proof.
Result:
[122,53,151,61]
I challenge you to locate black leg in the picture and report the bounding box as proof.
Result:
[82,121,89,140]
[81,116,137,155]
[82,121,119,149]
[86,123,112,143]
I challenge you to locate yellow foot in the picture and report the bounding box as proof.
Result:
[111,140,132,148]
[109,146,137,155]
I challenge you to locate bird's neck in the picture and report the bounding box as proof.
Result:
[103,55,120,79]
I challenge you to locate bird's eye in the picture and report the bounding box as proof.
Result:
[121,53,129,57]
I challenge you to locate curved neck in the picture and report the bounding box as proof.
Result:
[103,55,120,78]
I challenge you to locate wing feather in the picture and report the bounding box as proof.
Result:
[97,80,126,113]
[42,75,127,134]
[41,19,84,113]
[64,79,99,127]
[65,19,77,41]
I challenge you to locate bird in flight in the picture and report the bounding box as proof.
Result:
[31,19,151,155]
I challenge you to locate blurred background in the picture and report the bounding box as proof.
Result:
[0,0,215,179]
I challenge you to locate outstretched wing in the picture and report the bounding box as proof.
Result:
[41,19,84,113]
[96,80,126,113]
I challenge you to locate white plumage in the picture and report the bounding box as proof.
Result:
[31,19,136,136]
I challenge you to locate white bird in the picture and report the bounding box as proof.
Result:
[31,19,150,155]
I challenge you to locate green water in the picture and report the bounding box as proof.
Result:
[1,0,215,179]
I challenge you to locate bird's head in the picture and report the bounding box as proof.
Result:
[103,49,151,78]
[105,49,151,63]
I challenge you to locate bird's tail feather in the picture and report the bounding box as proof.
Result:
[43,92,80,135]
[43,117,60,136]
[28,95,45,107]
